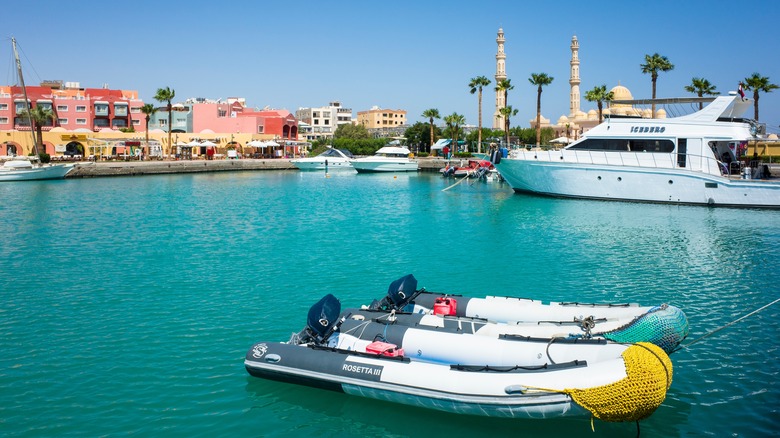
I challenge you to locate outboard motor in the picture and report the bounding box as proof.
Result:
[302,294,342,344]
[369,274,422,311]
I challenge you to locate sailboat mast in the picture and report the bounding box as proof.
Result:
[12,37,40,159]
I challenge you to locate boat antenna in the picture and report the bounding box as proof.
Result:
[12,37,40,160]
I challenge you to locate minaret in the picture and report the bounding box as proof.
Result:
[569,35,581,118]
[493,28,506,129]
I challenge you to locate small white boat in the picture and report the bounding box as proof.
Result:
[1,38,75,182]
[245,294,673,422]
[0,158,74,182]
[494,94,780,208]
[291,146,355,171]
[352,145,418,173]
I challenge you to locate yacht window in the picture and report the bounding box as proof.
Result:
[569,138,674,153]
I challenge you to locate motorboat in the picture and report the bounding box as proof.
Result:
[291,146,355,171]
[494,94,780,208]
[0,158,75,182]
[352,145,418,173]
[366,275,689,354]
[245,294,673,422]
[440,159,493,179]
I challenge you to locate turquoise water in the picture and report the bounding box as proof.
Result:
[1,171,778,437]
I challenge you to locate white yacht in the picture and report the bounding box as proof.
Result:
[352,145,418,173]
[291,147,354,171]
[495,93,780,208]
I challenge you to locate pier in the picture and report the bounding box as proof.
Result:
[65,157,451,178]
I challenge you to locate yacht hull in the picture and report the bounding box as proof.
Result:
[496,158,780,208]
[0,163,75,181]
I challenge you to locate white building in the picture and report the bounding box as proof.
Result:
[295,101,353,141]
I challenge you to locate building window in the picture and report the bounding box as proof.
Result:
[257,126,264,133]
[218,109,227,117]
[76,118,87,125]
[76,105,86,112]
[57,105,68,112]
[132,120,140,126]
[0,103,7,111]
[130,107,141,113]
[0,117,8,124]
[58,118,68,124]
[159,119,167,126]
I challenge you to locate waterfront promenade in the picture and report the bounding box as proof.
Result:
[65,157,450,178]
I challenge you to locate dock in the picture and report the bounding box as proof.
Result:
[65,157,453,178]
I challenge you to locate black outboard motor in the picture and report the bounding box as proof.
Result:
[302,294,341,344]
[369,274,423,311]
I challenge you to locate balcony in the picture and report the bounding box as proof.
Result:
[114,105,128,117]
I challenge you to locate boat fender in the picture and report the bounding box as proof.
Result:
[490,150,501,164]
[433,297,458,316]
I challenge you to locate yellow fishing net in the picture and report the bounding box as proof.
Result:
[566,342,673,422]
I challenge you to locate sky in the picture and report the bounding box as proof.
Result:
[3,1,780,135]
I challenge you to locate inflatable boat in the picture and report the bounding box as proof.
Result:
[245,294,673,421]
[332,312,630,366]
[366,275,689,353]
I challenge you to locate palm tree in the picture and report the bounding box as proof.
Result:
[443,113,466,157]
[499,105,518,148]
[154,87,176,158]
[495,78,514,128]
[468,76,491,153]
[743,73,779,121]
[421,108,441,153]
[640,53,674,118]
[684,77,719,110]
[584,85,615,123]
[19,106,55,157]
[140,103,158,158]
[529,73,554,146]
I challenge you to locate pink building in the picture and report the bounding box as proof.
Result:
[188,98,298,140]
[0,81,144,134]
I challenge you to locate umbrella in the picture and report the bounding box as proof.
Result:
[201,140,217,147]
[186,140,202,147]
[248,140,265,147]
[265,140,279,147]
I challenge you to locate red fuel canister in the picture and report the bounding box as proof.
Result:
[433,297,457,316]
[366,341,404,357]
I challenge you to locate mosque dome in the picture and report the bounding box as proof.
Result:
[656,108,667,119]
[587,109,598,120]
[557,115,570,124]
[610,84,633,101]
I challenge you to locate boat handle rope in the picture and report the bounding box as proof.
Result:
[574,315,596,338]
[673,297,780,353]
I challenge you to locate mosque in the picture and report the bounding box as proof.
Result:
[492,30,665,141]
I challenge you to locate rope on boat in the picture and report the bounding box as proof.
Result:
[442,174,471,191]
[673,297,780,352]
